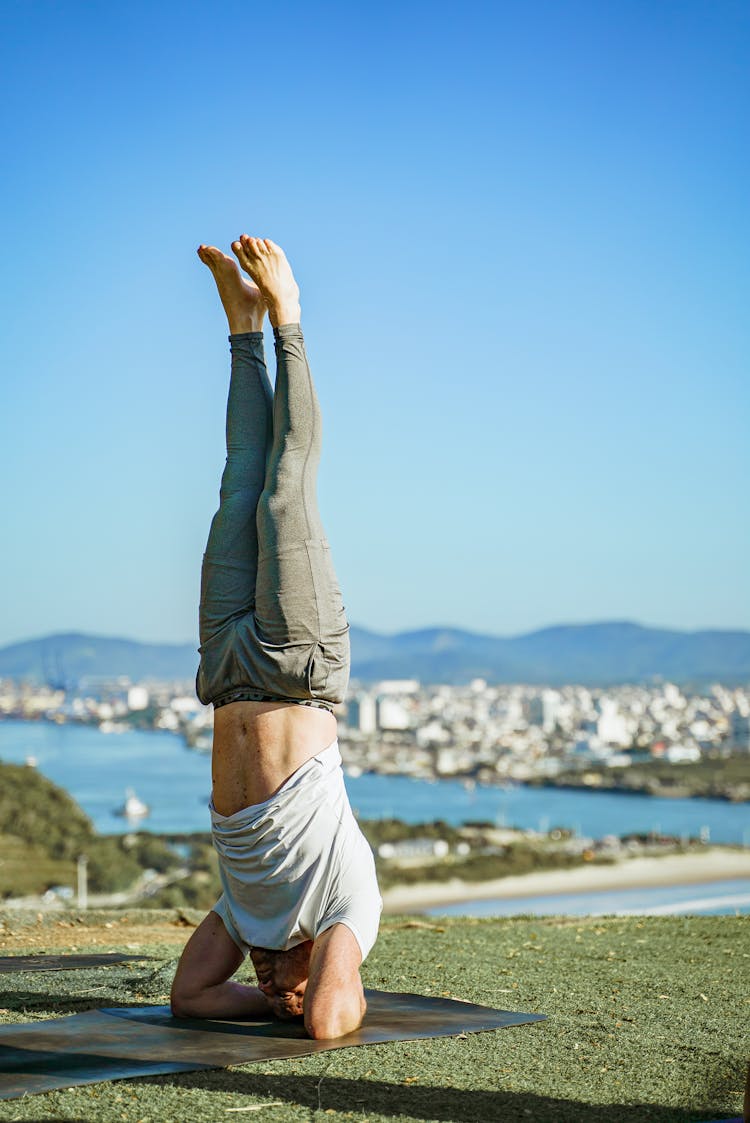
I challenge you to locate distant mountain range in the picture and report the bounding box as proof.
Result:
[0,622,748,688]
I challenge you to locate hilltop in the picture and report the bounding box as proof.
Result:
[0,909,746,1121]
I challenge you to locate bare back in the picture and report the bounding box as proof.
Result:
[211,700,337,815]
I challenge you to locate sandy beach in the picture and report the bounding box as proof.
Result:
[381,847,750,912]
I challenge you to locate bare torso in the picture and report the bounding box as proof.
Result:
[211,700,338,815]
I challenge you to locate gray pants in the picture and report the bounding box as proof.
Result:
[196,325,350,711]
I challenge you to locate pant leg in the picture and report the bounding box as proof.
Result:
[253,324,350,701]
[198,332,273,660]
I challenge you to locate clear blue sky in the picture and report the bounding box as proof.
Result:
[1,0,748,647]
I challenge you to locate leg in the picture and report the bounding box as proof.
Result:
[195,248,273,675]
[232,238,349,696]
[170,911,271,1019]
[199,331,273,639]
[254,321,330,644]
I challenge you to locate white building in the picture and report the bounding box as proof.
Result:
[127,686,150,711]
[378,696,412,731]
[349,693,377,734]
[375,679,420,695]
[596,698,632,747]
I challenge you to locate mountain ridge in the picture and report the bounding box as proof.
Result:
[0,622,748,687]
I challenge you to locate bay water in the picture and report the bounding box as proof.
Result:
[1,720,748,915]
[1,719,747,842]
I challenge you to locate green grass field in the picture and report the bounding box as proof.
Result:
[0,910,746,1122]
[0,834,76,898]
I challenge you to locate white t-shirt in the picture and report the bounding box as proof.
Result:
[210,740,382,960]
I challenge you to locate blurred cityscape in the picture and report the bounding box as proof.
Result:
[1,674,749,912]
[2,675,749,793]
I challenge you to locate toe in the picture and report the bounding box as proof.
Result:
[244,236,263,256]
[232,241,255,275]
[197,245,218,268]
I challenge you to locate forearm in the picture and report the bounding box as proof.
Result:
[174,979,271,1020]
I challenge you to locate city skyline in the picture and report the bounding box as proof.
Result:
[1,1,748,648]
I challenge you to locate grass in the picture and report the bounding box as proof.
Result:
[0,835,76,898]
[0,909,747,1122]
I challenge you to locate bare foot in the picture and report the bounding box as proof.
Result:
[197,244,266,334]
[231,237,301,329]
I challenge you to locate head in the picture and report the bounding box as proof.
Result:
[250,940,313,1019]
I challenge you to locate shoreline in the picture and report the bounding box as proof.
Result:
[381,847,750,912]
[2,716,748,804]
[524,776,748,803]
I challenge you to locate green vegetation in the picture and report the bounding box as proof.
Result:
[0,834,75,898]
[84,837,142,894]
[0,761,94,859]
[0,909,746,1121]
[358,818,465,846]
[358,818,605,890]
[530,751,750,801]
[0,763,599,905]
[0,762,705,907]
[0,763,179,898]
[374,842,605,891]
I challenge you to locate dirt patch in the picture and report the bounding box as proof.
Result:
[0,908,200,954]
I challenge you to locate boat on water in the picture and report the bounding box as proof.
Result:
[114,788,150,820]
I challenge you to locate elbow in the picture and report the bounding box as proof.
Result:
[170,997,190,1018]
[170,982,199,1019]
[305,1014,345,1040]
[305,994,366,1040]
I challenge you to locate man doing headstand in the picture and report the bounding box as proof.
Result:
[170,236,382,1039]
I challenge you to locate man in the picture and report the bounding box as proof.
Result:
[170,235,381,1040]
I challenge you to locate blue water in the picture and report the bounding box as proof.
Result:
[2,720,748,917]
[345,772,750,846]
[1,719,749,846]
[0,721,211,836]
[425,877,750,918]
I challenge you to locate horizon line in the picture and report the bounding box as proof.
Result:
[2,617,750,650]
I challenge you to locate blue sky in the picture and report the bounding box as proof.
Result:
[1,0,748,647]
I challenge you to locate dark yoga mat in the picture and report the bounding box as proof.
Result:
[0,989,545,1100]
[0,954,153,974]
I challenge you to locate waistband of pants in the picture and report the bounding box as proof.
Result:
[211,686,334,712]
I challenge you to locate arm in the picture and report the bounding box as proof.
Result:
[170,910,271,1020]
[303,922,366,1040]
